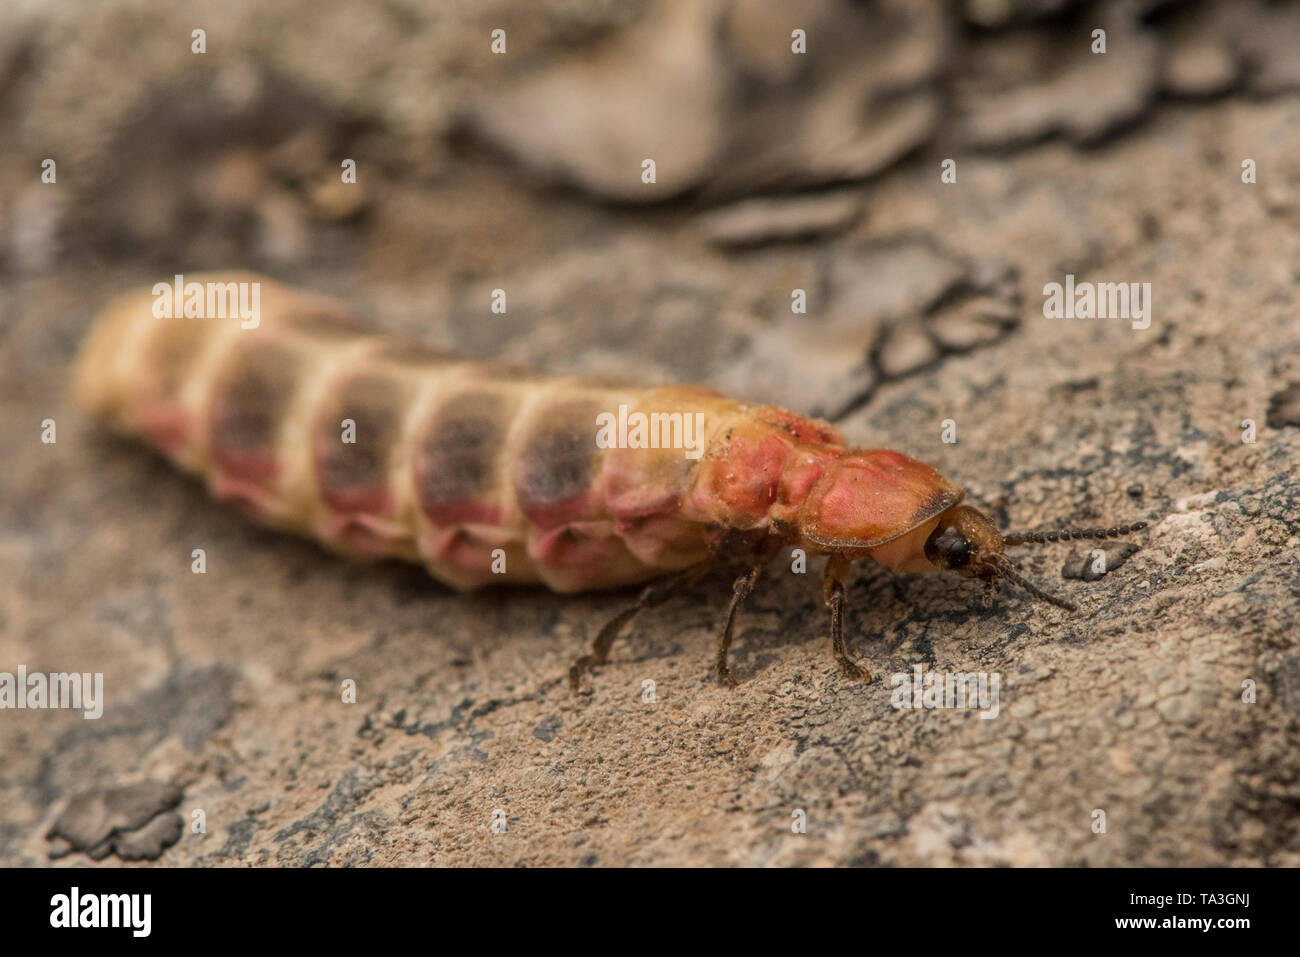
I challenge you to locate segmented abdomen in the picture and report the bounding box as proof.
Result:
[74,274,774,591]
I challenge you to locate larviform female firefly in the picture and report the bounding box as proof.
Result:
[74,274,1148,689]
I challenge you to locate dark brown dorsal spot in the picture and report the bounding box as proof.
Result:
[416,392,510,509]
[315,373,405,493]
[210,340,301,462]
[515,398,604,511]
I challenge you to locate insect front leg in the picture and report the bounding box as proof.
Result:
[824,555,872,682]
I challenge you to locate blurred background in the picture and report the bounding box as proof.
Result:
[3,0,1296,416]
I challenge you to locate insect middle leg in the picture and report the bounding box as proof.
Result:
[712,538,784,688]
[824,555,872,682]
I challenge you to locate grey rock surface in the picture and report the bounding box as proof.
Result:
[1,0,1298,867]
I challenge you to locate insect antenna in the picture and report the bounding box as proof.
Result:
[1002,521,1148,547]
[988,554,1078,612]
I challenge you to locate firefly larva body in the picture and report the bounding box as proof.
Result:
[75,273,1146,684]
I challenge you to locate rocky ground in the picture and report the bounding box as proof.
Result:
[2,0,1299,866]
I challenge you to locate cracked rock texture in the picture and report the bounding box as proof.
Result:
[1,0,1299,866]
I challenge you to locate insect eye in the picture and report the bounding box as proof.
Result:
[925,525,973,570]
[925,527,977,572]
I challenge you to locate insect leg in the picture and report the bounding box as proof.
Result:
[712,565,762,688]
[712,538,784,687]
[824,555,872,682]
[568,564,708,691]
